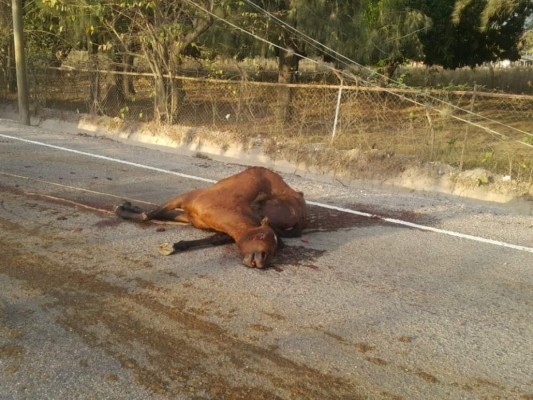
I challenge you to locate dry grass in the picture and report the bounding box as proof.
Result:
[398,64,533,95]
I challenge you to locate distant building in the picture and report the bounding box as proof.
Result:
[519,51,533,67]
[492,53,532,68]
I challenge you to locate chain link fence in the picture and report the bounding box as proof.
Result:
[1,66,532,186]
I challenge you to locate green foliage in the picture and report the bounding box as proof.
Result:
[361,0,432,70]
[482,150,494,163]
[6,0,531,82]
[522,135,533,145]
[422,0,533,68]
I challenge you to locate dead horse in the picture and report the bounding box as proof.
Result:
[114,167,307,268]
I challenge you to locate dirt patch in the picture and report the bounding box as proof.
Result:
[305,202,434,233]
[355,342,375,353]
[0,221,367,399]
[0,344,25,359]
[345,203,435,226]
[417,372,439,384]
[274,245,325,271]
[306,205,377,232]
[93,218,124,228]
[366,357,389,366]
[398,336,414,343]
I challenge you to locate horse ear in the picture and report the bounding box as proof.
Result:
[261,217,270,227]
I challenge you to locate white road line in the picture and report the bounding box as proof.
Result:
[0,133,216,183]
[306,201,533,253]
[2,132,533,254]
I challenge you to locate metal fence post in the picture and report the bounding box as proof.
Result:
[331,84,343,143]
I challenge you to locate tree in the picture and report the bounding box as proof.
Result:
[453,0,530,28]
[522,16,533,54]
[12,0,30,124]
[421,0,533,68]
[204,1,357,82]
[0,0,16,92]
[199,1,368,121]
[361,0,432,79]
[33,0,115,113]
[222,0,304,84]
[101,0,215,124]
[33,0,218,123]
[205,1,432,83]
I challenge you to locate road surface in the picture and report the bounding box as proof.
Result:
[0,119,532,399]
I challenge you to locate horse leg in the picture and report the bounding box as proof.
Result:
[158,232,234,256]
[115,198,191,223]
[144,190,201,220]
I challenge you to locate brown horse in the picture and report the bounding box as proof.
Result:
[115,167,307,268]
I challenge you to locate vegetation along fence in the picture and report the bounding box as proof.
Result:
[1,66,532,185]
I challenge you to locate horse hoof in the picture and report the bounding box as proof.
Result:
[113,200,130,214]
[158,242,175,256]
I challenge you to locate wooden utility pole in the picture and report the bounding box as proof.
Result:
[11,0,30,125]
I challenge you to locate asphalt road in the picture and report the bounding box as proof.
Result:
[0,118,532,399]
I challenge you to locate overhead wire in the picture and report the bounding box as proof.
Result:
[181,0,533,147]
